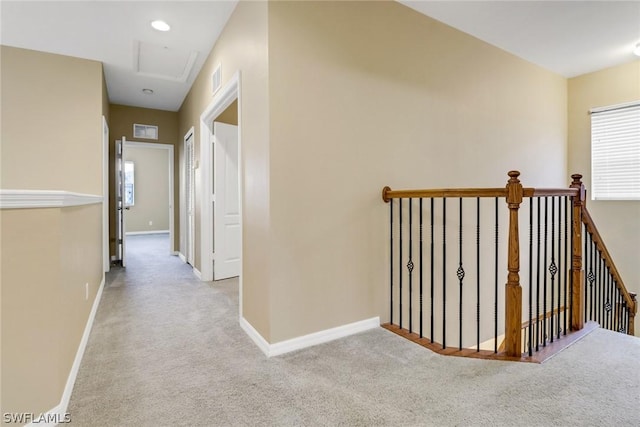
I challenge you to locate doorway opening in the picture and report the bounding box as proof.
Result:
[114,139,175,267]
[199,71,243,316]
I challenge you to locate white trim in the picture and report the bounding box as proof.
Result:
[200,71,241,283]
[193,267,202,280]
[182,127,196,266]
[26,275,106,427]
[177,252,187,263]
[239,317,271,357]
[125,230,169,236]
[0,190,103,209]
[240,317,380,358]
[123,141,175,255]
[103,116,110,273]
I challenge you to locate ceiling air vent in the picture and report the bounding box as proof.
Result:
[133,124,158,140]
[212,64,222,94]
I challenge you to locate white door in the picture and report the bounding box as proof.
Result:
[213,122,240,280]
[185,133,195,265]
[115,137,128,267]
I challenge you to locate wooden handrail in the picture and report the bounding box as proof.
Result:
[581,207,637,335]
[381,187,579,203]
[523,188,580,197]
[382,187,507,202]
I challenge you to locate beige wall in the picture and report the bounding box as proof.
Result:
[266,1,567,342]
[216,99,239,125]
[1,46,103,194]
[124,146,170,233]
[179,1,567,344]
[178,1,271,338]
[1,47,104,417]
[568,60,640,331]
[108,104,179,252]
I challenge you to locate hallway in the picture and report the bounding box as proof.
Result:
[67,235,640,426]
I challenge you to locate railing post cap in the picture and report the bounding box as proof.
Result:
[508,170,520,179]
[382,186,391,203]
[571,174,583,183]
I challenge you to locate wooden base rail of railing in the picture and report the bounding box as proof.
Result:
[382,171,636,363]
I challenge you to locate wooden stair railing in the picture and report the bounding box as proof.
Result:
[382,171,636,363]
[581,204,637,335]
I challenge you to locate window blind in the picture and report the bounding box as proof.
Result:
[590,101,640,200]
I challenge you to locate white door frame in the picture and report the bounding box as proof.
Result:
[199,71,243,315]
[102,116,110,273]
[123,140,175,254]
[181,127,195,265]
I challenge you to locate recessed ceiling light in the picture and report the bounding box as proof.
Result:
[151,20,170,32]
[634,43,640,57]
[142,88,154,95]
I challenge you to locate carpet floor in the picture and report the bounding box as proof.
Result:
[67,234,640,426]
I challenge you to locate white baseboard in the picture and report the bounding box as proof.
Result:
[125,230,169,235]
[193,267,202,280]
[240,316,380,357]
[177,252,186,263]
[240,317,271,356]
[27,275,106,427]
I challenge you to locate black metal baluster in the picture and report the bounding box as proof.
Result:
[623,300,629,334]
[390,199,394,325]
[584,224,588,323]
[563,196,568,336]
[528,197,533,356]
[408,198,413,333]
[399,199,403,329]
[557,197,562,339]
[419,198,423,338]
[494,197,499,354]
[477,197,481,352]
[590,233,595,322]
[430,198,435,343]
[550,197,556,343]
[536,197,541,351]
[616,289,623,332]
[605,268,612,330]
[609,272,615,330]
[594,241,598,324]
[443,198,447,349]
[543,197,548,346]
[599,253,603,326]
[458,198,465,350]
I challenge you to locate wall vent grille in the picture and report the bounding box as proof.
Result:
[212,64,222,94]
[133,124,158,140]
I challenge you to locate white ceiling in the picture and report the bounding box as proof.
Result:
[1,1,238,111]
[400,0,640,78]
[2,1,638,112]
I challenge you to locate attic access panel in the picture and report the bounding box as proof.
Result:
[134,40,198,82]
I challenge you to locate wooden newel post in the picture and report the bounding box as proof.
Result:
[570,174,585,331]
[505,170,523,357]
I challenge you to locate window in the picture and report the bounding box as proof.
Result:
[591,101,640,200]
[124,161,135,206]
